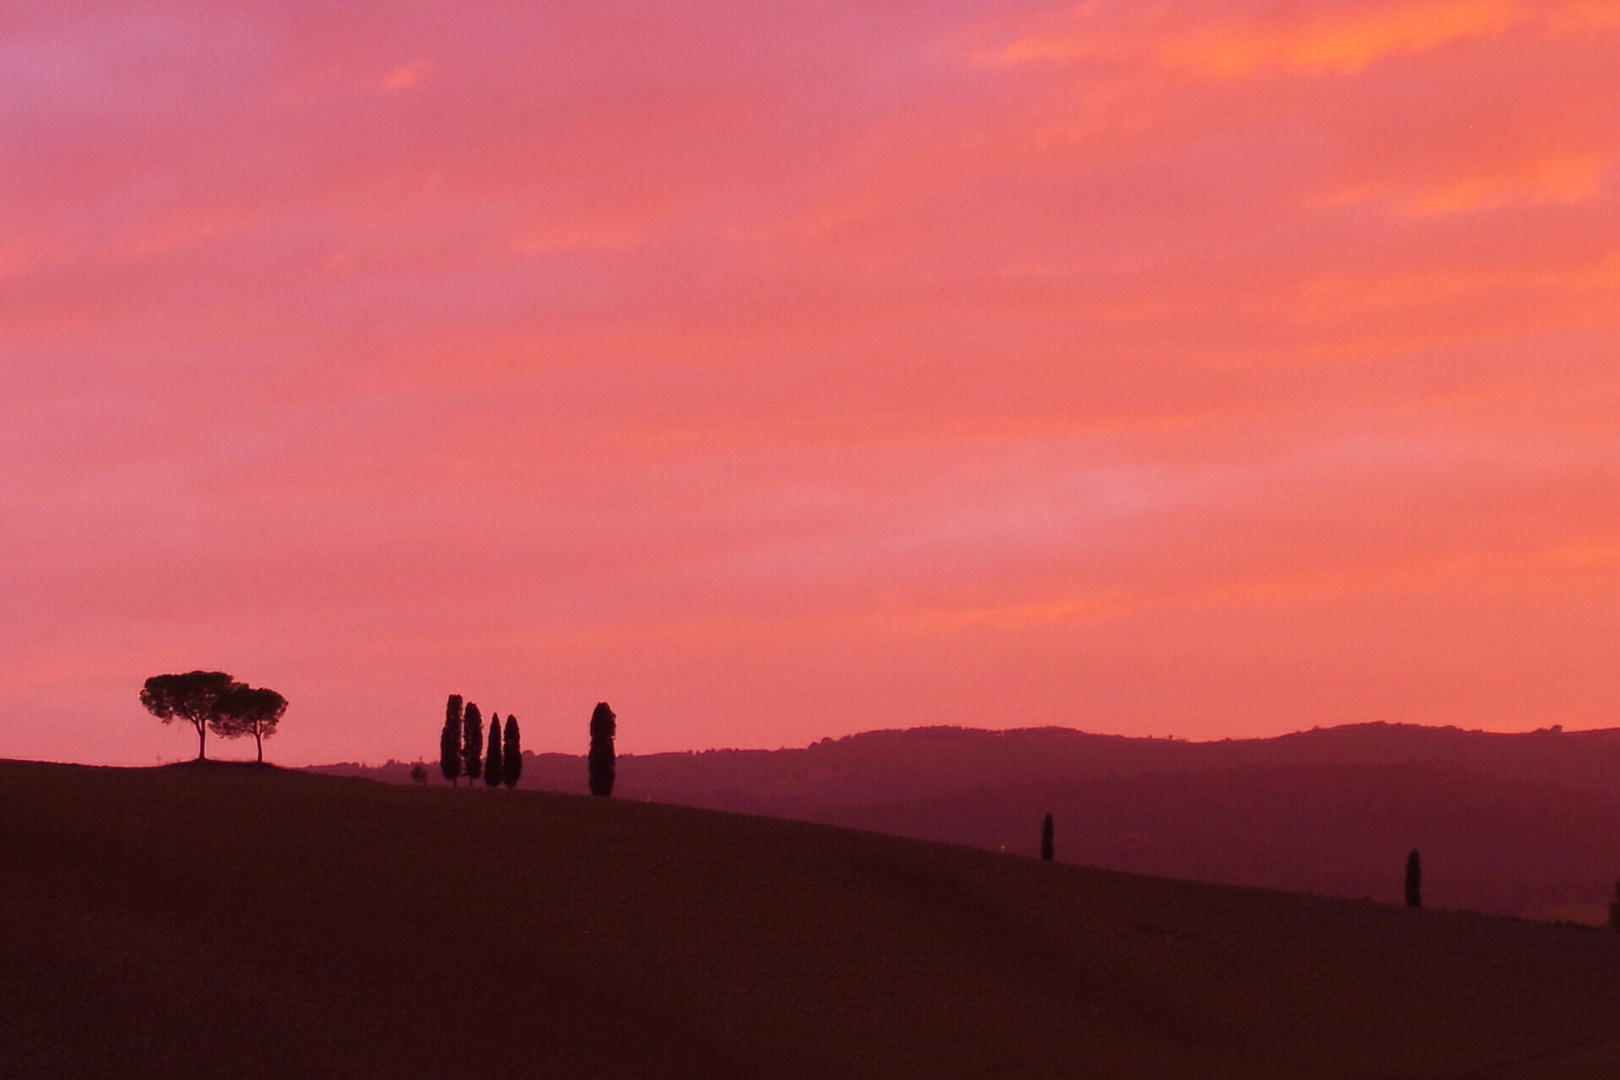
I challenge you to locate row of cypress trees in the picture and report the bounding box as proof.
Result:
[435,694,618,796]
[439,694,523,788]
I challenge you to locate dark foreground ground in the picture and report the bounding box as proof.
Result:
[3,760,1620,1079]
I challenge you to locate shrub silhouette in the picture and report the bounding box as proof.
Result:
[484,715,503,787]
[589,702,616,797]
[1041,813,1054,861]
[463,702,484,785]
[410,762,428,786]
[502,716,522,788]
[212,684,287,763]
[1405,850,1423,909]
[440,696,463,786]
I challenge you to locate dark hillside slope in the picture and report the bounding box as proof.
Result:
[801,764,1620,922]
[9,760,1620,1079]
[322,724,1620,921]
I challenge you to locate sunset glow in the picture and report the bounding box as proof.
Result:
[3,0,1616,765]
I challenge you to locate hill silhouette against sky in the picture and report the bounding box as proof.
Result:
[317,722,1620,922]
[7,759,1620,1078]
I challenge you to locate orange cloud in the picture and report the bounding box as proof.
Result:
[2,0,1617,764]
[1160,0,1524,77]
[1329,155,1610,215]
[512,212,659,254]
[379,60,430,91]
[1398,156,1608,213]
[983,0,1527,76]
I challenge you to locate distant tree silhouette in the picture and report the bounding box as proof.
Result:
[1041,813,1054,861]
[440,695,463,786]
[463,702,484,785]
[1609,879,1620,932]
[588,702,616,797]
[1405,850,1423,908]
[411,762,428,786]
[139,671,238,761]
[212,683,288,763]
[484,715,503,787]
[502,716,522,788]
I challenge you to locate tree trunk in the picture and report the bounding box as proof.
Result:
[195,721,207,761]
[255,728,263,763]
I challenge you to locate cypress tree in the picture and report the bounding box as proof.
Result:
[440,695,463,786]
[1405,849,1423,909]
[463,702,484,785]
[1041,813,1054,861]
[484,715,502,787]
[1608,878,1620,932]
[502,716,522,788]
[588,702,616,797]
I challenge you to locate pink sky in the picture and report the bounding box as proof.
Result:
[2,0,1616,766]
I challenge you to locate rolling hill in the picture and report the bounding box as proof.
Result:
[6,759,1620,1078]
[320,723,1620,921]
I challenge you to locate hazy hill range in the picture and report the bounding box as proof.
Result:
[6,760,1620,1079]
[319,723,1620,922]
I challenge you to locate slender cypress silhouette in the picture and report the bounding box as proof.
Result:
[1041,813,1054,861]
[1609,879,1620,932]
[440,695,463,786]
[588,702,616,797]
[502,716,522,788]
[1405,850,1423,908]
[484,715,502,787]
[463,702,484,785]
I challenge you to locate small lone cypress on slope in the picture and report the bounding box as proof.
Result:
[440,695,463,785]
[484,715,502,787]
[588,702,616,797]
[1041,813,1054,861]
[463,702,484,785]
[1405,850,1423,909]
[1609,878,1620,932]
[502,716,522,788]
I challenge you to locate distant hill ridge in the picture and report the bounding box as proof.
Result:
[313,722,1620,923]
[317,721,1620,798]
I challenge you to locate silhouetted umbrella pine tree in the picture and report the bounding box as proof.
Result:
[1405,850,1423,909]
[139,671,238,761]
[212,683,288,763]
[588,702,616,797]
[463,702,484,785]
[1041,813,1054,861]
[484,715,502,787]
[1609,879,1620,932]
[502,716,522,788]
[440,695,463,786]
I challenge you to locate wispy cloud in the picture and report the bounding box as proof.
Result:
[1,0,1615,763]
